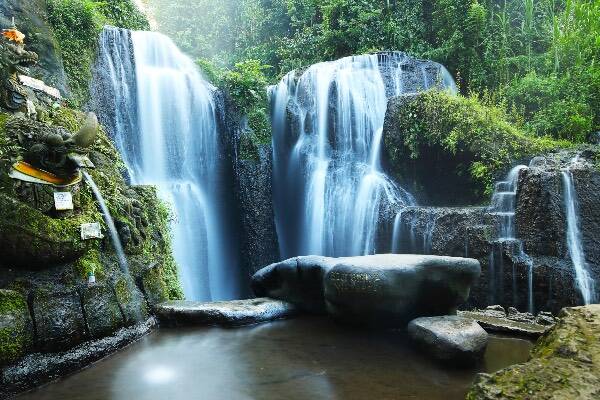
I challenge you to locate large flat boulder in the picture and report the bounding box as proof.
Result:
[252,256,338,313]
[467,304,600,399]
[252,254,480,326]
[155,298,298,327]
[408,316,488,365]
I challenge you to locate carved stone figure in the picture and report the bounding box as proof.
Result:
[6,112,99,179]
[1,21,38,111]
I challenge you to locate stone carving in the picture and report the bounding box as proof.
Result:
[1,21,39,111]
[7,112,98,179]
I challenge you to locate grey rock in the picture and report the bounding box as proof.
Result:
[111,275,148,326]
[155,298,298,327]
[324,254,481,326]
[252,256,338,313]
[253,254,481,326]
[408,316,488,365]
[80,283,124,338]
[458,310,549,338]
[31,288,87,352]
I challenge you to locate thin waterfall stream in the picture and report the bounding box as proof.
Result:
[562,158,596,304]
[82,170,129,274]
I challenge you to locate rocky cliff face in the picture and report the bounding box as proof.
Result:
[0,107,182,394]
[377,148,600,313]
[221,98,280,281]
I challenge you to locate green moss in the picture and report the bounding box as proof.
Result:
[0,290,32,366]
[385,91,572,202]
[75,247,103,279]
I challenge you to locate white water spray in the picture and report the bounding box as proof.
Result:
[91,27,240,301]
[271,53,454,258]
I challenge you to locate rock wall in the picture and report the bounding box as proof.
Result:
[222,99,280,279]
[377,149,600,313]
[0,107,182,394]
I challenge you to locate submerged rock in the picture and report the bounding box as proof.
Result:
[467,304,600,399]
[155,298,298,327]
[408,316,488,365]
[253,254,480,326]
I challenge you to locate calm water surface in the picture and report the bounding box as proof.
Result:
[17,316,532,400]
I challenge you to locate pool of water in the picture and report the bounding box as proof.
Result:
[17,316,532,400]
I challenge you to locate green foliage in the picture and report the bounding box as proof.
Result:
[222,60,270,114]
[147,0,600,143]
[197,58,272,161]
[388,91,570,197]
[47,0,148,106]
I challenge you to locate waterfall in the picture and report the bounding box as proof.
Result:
[90,27,240,301]
[489,165,535,313]
[562,162,596,304]
[271,53,454,258]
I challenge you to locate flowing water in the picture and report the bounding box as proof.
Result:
[488,165,535,313]
[16,317,532,400]
[562,161,596,304]
[82,170,129,274]
[271,53,454,259]
[90,27,240,301]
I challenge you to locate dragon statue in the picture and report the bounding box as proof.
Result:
[1,20,39,111]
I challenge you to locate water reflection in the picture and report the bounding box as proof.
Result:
[17,317,531,400]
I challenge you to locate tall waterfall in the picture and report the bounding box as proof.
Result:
[271,53,454,258]
[90,27,240,301]
[562,160,596,305]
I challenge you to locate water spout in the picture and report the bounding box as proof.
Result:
[82,170,129,274]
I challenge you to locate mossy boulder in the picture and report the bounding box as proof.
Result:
[0,193,94,268]
[0,289,33,366]
[467,304,600,399]
[383,91,570,205]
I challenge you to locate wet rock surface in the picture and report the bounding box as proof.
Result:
[0,318,155,399]
[155,298,298,327]
[459,305,553,338]
[408,316,488,365]
[253,254,481,326]
[467,304,600,400]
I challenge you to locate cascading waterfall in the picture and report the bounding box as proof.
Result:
[562,159,596,305]
[90,27,240,301]
[271,53,454,258]
[488,165,535,312]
